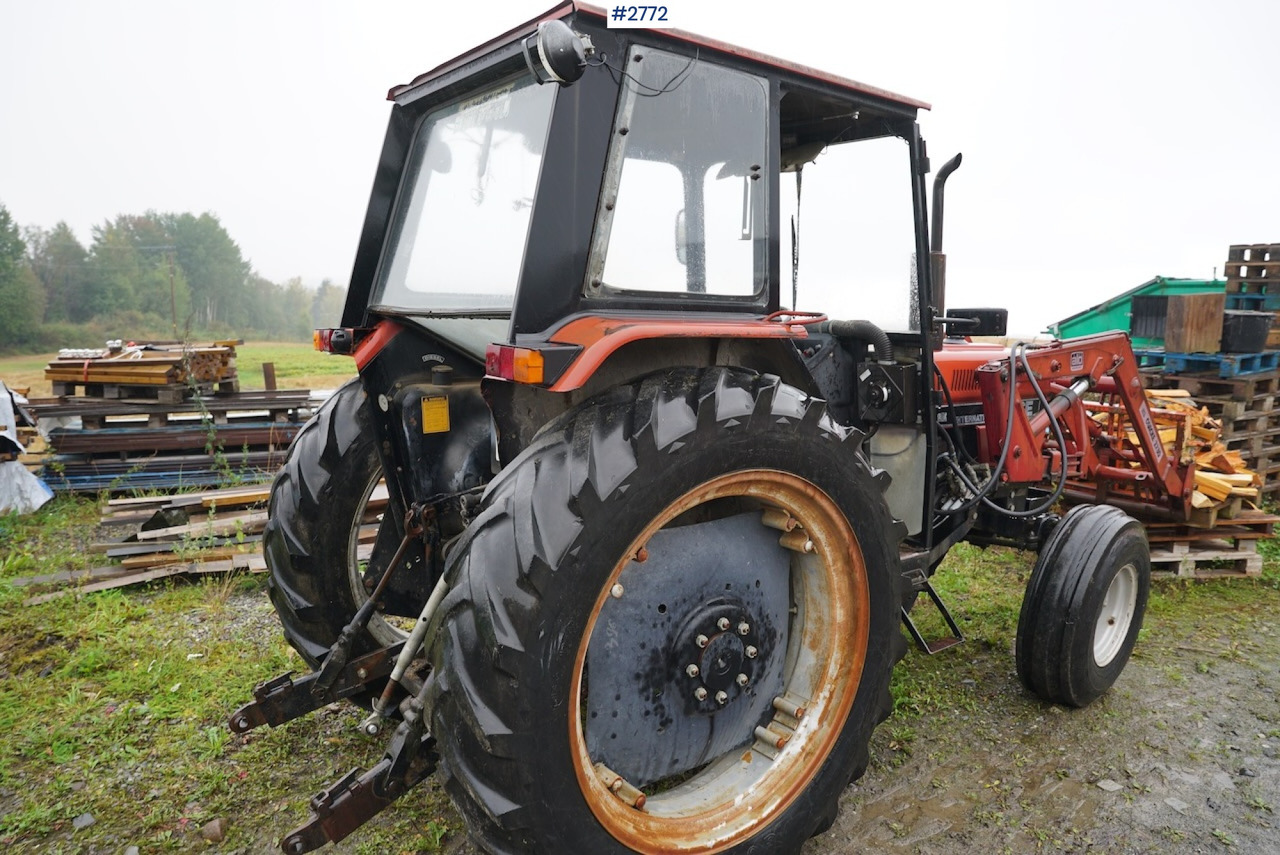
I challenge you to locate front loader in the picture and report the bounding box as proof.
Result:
[231,4,1195,852]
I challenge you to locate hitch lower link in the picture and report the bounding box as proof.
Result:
[228,504,452,853]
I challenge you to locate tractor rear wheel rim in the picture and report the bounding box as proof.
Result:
[1093,562,1137,668]
[345,468,409,645]
[570,470,869,854]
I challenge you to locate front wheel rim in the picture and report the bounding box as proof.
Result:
[570,470,870,854]
[1093,563,1138,667]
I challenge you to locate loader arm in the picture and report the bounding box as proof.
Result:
[975,331,1194,518]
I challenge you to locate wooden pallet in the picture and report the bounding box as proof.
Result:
[1141,368,1280,399]
[1226,244,1278,263]
[1135,349,1280,378]
[1143,510,1276,578]
[1224,424,1280,457]
[1149,540,1263,578]
[48,379,238,403]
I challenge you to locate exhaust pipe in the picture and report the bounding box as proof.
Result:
[929,153,963,319]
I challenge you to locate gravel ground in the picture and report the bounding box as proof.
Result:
[803,609,1280,854]
[236,584,1280,855]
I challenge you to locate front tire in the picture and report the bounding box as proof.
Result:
[427,368,905,854]
[1015,503,1151,707]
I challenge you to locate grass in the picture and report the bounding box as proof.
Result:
[0,341,355,398]
[0,497,453,853]
[1,496,1276,852]
[889,539,1280,718]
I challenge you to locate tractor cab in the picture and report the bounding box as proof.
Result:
[329,1,955,550]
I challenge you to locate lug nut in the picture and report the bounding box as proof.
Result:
[686,664,700,678]
[715,691,728,705]
[694,687,708,701]
[737,622,750,636]
[610,584,625,599]
[745,645,759,659]
[717,617,731,631]
[696,634,709,648]
[736,673,749,687]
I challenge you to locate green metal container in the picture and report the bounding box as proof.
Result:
[1046,276,1225,348]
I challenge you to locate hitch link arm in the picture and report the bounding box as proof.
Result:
[312,505,430,696]
[280,668,440,852]
[228,642,404,734]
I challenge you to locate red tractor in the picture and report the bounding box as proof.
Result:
[232,5,1192,852]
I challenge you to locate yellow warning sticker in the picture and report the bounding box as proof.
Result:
[421,396,450,434]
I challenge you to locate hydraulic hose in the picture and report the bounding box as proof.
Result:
[937,343,1070,518]
[815,319,893,363]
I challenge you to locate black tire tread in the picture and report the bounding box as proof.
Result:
[264,378,384,667]
[427,367,906,855]
[1016,503,1149,707]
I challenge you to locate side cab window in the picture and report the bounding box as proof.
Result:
[587,48,769,300]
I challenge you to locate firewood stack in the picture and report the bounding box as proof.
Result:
[1137,388,1262,522]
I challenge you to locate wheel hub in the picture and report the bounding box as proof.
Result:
[585,512,790,787]
[676,603,760,705]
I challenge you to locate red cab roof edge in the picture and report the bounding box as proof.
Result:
[389,1,929,112]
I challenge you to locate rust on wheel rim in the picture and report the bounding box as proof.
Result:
[570,470,870,853]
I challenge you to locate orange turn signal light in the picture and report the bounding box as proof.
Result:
[486,345,545,384]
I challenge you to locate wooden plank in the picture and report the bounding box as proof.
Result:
[24,567,185,605]
[1165,292,1225,354]
[120,546,256,570]
[132,511,269,542]
[9,564,138,589]
[22,556,266,605]
[203,488,270,509]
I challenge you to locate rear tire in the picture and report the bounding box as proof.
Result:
[1015,504,1150,707]
[263,378,403,669]
[427,368,906,854]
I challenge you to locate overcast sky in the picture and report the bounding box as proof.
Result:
[2,0,1276,335]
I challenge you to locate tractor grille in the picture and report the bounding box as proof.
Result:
[946,368,980,393]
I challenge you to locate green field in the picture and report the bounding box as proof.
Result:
[0,342,356,398]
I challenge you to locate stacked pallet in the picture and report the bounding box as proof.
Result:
[1144,511,1275,578]
[26,389,314,492]
[1224,243,1278,294]
[45,340,240,402]
[1223,243,1280,348]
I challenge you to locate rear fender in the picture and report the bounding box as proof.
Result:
[486,336,816,466]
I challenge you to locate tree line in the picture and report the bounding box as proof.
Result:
[0,202,346,352]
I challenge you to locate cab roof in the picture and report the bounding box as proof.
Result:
[388,1,930,112]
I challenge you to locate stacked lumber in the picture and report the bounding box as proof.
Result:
[1081,386,1273,578]
[45,340,240,401]
[11,481,389,604]
[25,389,315,493]
[1142,368,1280,495]
[11,485,271,605]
